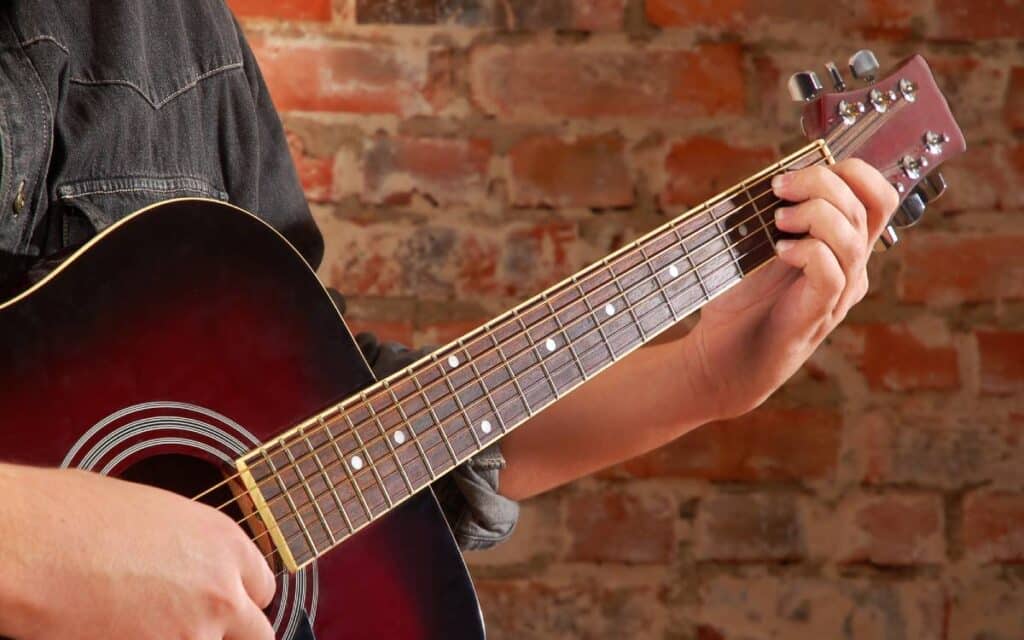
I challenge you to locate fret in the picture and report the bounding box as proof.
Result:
[513,309,559,400]
[712,204,746,277]
[487,329,534,418]
[380,384,419,495]
[408,372,443,479]
[639,240,679,324]
[334,415,374,522]
[607,254,647,342]
[672,216,711,302]
[544,294,587,382]
[313,416,355,534]
[451,340,484,449]
[427,357,461,465]
[466,335,508,436]
[282,432,336,547]
[573,274,618,361]
[351,402,394,509]
[260,448,318,558]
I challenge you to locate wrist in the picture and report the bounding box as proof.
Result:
[671,330,726,427]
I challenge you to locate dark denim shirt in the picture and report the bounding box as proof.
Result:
[0,2,517,623]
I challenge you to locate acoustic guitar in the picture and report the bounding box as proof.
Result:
[0,52,964,639]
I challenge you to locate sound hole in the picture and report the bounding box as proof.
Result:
[120,454,244,522]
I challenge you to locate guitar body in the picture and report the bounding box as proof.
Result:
[0,199,484,640]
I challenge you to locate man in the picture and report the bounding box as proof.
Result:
[0,2,897,639]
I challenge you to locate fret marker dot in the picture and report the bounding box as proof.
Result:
[350,455,364,471]
[393,430,406,445]
[739,223,749,237]
[480,420,492,434]
[604,303,616,316]
[668,265,680,278]
[545,338,557,352]
[447,354,460,368]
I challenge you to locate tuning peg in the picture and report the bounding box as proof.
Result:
[788,71,824,102]
[848,49,880,82]
[916,171,948,203]
[891,190,927,228]
[874,224,900,252]
[824,62,847,91]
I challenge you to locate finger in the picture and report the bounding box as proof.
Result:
[239,541,276,609]
[772,164,866,232]
[775,200,862,275]
[830,158,900,243]
[224,597,275,640]
[774,238,845,332]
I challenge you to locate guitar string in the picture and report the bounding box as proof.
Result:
[226,174,795,542]
[259,198,794,570]
[197,110,883,550]
[246,112,892,563]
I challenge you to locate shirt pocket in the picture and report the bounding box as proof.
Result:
[54,175,229,242]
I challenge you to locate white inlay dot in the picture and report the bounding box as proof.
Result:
[480,420,493,434]
[738,223,749,237]
[604,303,616,316]
[350,455,364,470]
[668,264,680,278]
[545,338,557,352]
[393,430,407,445]
[447,354,460,368]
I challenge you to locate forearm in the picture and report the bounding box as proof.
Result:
[498,333,715,500]
[0,464,44,637]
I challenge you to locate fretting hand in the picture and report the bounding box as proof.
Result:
[683,158,899,421]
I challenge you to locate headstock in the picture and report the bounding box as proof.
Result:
[787,51,967,249]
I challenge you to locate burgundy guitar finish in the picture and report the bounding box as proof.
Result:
[0,200,485,640]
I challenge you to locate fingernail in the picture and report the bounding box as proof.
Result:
[775,239,795,254]
[772,173,790,193]
[774,207,789,222]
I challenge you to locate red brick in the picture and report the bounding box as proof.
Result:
[318,220,584,301]
[475,577,660,637]
[509,133,633,209]
[695,493,805,562]
[661,136,775,209]
[949,571,1024,638]
[839,323,959,392]
[964,491,1024,563]
[978,330,1024,396]
[701,577,946,639]
[469,43,745,120]
[645,0,920,37]
[1008,67,1024,132]
[362,136,491,206]
[228,0,331,21]
[249,37,433,115]
[616,408,841,482]
[934,0,1024,39]
[286,131,334,203]
[898,234,1024,305]
[565,489,675,563]
[837,493,945,566]
[572,0,626,31]
[858,412,1024,490]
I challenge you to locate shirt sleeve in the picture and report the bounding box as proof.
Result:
[353,329,520,551]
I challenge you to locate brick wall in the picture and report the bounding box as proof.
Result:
[229,2,1024,637]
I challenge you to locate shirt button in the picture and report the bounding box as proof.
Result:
[12,180,25,216]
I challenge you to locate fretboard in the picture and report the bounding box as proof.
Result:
[238,139,833,572]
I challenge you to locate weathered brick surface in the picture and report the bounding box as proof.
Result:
[236,2,1024,636]
[836,492,945,566]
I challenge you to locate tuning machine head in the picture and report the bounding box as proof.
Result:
[849,49,881,82]
[788,71,824,102]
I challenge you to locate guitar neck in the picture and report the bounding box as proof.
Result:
[238,138,835,572]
